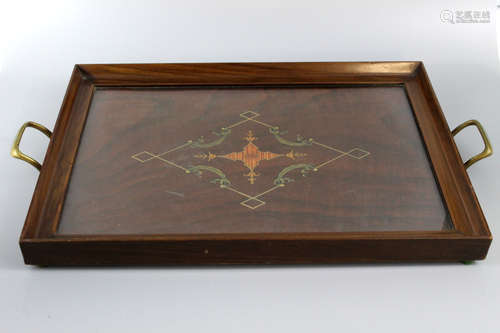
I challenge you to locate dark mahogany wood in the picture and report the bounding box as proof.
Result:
[19,62,492,265]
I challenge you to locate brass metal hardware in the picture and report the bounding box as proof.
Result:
[452,119,493,169]
[11,121,52,171]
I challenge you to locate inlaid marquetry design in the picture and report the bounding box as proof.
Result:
[132,111,370,210]
[194,130,306,184]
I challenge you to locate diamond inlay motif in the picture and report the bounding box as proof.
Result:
[132,111,370,209]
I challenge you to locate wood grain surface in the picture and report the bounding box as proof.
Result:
[18,62,491,265]
[57,86,450,235]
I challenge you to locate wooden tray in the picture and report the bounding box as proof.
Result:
[12,62,493,265]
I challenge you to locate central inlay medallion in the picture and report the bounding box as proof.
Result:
[195,130,306,184]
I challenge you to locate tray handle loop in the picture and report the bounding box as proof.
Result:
[452,119,493,169]
[11,121,52,171]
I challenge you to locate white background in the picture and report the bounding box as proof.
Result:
[1,1,499,332]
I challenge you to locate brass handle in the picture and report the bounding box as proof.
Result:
[452,119,493,169]
[11,121,52,171]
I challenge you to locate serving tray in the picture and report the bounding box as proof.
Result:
[12,62,493,265]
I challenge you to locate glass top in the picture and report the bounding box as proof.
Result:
[57,86,451,235]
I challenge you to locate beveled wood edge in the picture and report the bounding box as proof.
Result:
[404,63,491,238]
[20,66,95,240]
[21,230,476,242]
[20,66,81,240]
[77,61,421,85]
[18,62,491,264]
